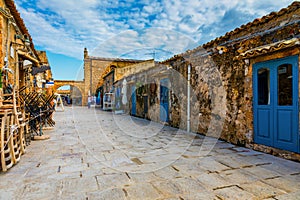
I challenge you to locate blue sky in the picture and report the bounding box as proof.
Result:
[15,0,295,80]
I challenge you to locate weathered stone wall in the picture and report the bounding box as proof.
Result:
[1,1,23,88]
[114,3,300,160]
[121,65,165,121]
[115,59,155,82]
[103,71,114,93]
[84,59,109,97]
[163,3,300,158]
[166,13,300,144]
[148,80,160,122]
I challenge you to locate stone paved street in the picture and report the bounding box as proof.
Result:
[1,107,300,200]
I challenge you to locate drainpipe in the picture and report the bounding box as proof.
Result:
[187,64,191,132]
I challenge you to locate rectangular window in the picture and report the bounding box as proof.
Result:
[258,68,270,105]
[278,64,293,106]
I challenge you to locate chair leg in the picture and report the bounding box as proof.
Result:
[12,115,21,163]
[19,112,26,154]
[1,112,7,171]
[25,117,31,146]
[8,115,21,164]
[2,112,13,171]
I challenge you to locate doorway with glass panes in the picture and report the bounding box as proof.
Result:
[253,55,299,153]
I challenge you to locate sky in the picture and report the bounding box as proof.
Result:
[15,0,296,81]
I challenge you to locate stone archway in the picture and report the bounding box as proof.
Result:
[54,80,85,106]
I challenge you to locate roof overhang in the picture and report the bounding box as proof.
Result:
[237,38,300,59]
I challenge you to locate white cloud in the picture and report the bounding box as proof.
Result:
[90,27,197,61]
[16,6,83,57]
[16,0,296,61]
[236,0,295,16]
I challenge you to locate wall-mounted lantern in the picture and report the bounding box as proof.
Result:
[13,34,31,48]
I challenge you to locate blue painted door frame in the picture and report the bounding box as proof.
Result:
[160,78,169,122]
[131,85,136,115]
[253,55,299,153]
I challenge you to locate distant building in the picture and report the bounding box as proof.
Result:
[82,48,149,106]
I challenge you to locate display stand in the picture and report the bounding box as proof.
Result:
[103,93,114,111]
[55,94,64,112]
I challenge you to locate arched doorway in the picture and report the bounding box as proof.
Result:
[56,85,83,106]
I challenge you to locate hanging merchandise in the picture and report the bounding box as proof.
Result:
[122,79,127,105]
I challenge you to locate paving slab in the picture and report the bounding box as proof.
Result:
[214,185,255,200]
[198,156,231,172]
[18,180,59,199]
[218,168,259,185]
[0,107,299,199]
[60,176,99,195]
[242,165,282,180]
[153,166,182,180]
[152,180,182,196]
[196,172,229,190]
[275,190,300,200]
[240,181,286,199]
[181,192,216,200]
[127,171,161,183]
[262,176,300,193]
[171,176,206,195]
[95,173,131,190]
[125,183,162,200]
[87,188,127,200]
[214,154,251,169]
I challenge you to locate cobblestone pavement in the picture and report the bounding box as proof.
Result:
[1,107,300,200]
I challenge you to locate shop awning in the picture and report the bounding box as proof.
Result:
[31,65,51,75]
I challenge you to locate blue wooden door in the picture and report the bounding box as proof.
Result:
[131,85,136,115]
[160,78,169,122]
[253,55,299,153]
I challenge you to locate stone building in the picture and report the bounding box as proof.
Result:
[0,0,42,93]
[0,0,53,95]
[0,0,54,171]
[35,50,53,94]
[113,59,157,114]
[198,1,300,160]
[116,2,300,161]
[83,48,148,106]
